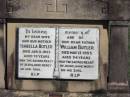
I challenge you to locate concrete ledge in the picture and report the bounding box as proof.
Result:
[0,89,130,97]
[109,21,130,26]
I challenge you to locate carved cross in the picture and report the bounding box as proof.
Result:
[46,0,67,13]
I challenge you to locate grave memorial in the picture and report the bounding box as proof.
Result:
[0,0,130,97]
[6,23,107,92]
[17,27,99,80]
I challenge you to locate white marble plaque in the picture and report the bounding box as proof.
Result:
[17,27,99,80]
[17,28,55,78]
[58,28,99,79]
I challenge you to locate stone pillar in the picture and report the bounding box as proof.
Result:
[0,19,5,89]
[108,21,129,92]
[108,0,130,92]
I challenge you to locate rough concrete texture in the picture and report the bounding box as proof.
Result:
[108,21,129,92]
[6,0,108,20]
[109,0,130,20]
[0,89,130,97]
[1,0,130,20]
[0,0,6,18]
[0,89,49,97]
[108,26,129,91]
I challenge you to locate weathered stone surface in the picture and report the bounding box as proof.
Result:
[0,89,49,97]
[1,0,130,20]
[109,0,130,20]
[6,0,108,20]
[6,23,108,92]
[0,90,130,97]
[108,21,129,91]
[0,19,5,88]
[109,21,130,26]
[0,0,6,18]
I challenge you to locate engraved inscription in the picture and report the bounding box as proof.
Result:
[17,27,99,80]
[46,0,67,13]
[17,28,56,78]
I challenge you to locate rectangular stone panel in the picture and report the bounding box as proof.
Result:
[7,0,108,20]
[7,23,108,92]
